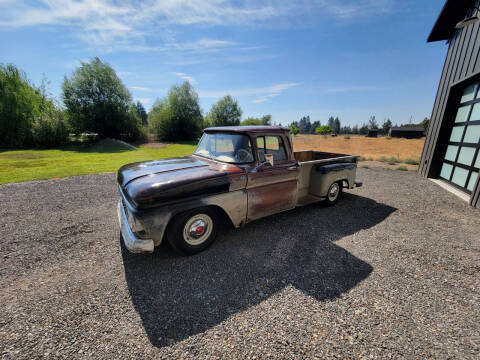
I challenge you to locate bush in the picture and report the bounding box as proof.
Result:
[403,158,419,165]
[396,166,408,171]
[344,134,350,140]
[386,136,392,140]
[379,156,400,164]
[0,64,69,148]
[241,117,263,126]
[289,124,299,135]
[149,82,202,141]
[31,109,69,147]
[0,64,41,147]
[315,125,333,134]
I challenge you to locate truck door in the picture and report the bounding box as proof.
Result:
[246,135,298,221]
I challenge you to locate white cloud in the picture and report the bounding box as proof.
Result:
[130,86,149,91]
[318,0,394,20]
[0,1,394,52]
[137,98,151,104]
[199,82,300,103]
[252,82,300,103]
[175,72,197,85]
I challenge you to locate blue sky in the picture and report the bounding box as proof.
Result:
[0,0,447,126]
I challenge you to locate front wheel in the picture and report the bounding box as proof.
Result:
[324,181,342,206]
[167,207,219,255]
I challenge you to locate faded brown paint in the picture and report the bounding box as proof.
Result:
[118,126,360,252]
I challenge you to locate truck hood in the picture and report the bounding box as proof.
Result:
[117,156,245,209]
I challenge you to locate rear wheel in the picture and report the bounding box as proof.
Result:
[324,181,342,206]
[167,207,219,255]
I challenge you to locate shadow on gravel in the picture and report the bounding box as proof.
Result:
[121,193,396,347]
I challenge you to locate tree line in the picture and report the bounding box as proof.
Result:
[1,57,430,148]
[288,115,429,136]
[0,58,274,148]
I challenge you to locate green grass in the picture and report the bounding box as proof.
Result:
[0,139,196,185]
[396,166,408,171]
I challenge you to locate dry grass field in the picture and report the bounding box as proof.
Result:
[292,134,425,170]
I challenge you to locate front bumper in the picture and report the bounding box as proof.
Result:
[117,200,154,253]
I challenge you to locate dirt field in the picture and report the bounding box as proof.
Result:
[292,135,425,163]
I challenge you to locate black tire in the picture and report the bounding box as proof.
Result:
[166,207,219,255]
[324,181,343,206]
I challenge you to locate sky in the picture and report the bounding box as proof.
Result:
[0,0,449,126]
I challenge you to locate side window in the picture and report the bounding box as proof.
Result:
[257,136,288,162]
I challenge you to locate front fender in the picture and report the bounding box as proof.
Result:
[125,189,247,247]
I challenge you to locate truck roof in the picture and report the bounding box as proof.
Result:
[204,125,290,134]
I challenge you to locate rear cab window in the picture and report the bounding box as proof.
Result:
[256,135,288,162]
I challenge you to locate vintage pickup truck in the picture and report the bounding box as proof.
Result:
[117,126,362,255]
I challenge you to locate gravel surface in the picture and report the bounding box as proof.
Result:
[0,168,479,359]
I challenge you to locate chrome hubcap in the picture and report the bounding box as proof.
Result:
[183,214,213,246]
[328,183,339,201]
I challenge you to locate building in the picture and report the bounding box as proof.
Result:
[420,0,480,208]
[389,126,424,139]
[366,129,378,137]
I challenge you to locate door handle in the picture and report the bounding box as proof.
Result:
[287,166,298,171]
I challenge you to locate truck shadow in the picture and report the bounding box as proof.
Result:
[121,193,396,347]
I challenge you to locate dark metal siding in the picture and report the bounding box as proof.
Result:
[419,18,480,208]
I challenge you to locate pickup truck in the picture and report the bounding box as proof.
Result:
[117,126,362,255]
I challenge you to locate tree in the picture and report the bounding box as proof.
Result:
[340,125,352,134]
[298,116,311,133]
[0,64,67,148]
[327,116,335,130]
[315,125,333,134]
[382,118,392,135]
[310,121,321,133]
[333,117,341,134]
[289,123,299,136]
[135,101,148,126]
[261,114,272,125]
[204,95,242,127]
[148,81,203,141]
[422,117,430,131]
[359,123,369,135]
[62,57,136,138]
[240,114,272,126]
[241,117,262,125]
[368,115,378,130]
[0,64,40,147]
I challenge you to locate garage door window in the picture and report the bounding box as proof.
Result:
[439,82,480,193]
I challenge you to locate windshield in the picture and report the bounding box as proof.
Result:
[194,132,254,164]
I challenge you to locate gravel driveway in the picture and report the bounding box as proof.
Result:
[0,168,479,359]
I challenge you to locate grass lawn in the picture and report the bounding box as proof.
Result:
[0,139,196,185]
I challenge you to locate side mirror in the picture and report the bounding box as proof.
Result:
[264,154,274,166]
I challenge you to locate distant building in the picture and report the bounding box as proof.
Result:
[420,0,480,208]
[366,129,378,137]
[389,126,424,139]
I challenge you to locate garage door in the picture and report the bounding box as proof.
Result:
[439,83,480,193]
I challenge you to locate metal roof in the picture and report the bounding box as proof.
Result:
[204,125,290,133]
[390,126,425,132]
[428,0,476,42]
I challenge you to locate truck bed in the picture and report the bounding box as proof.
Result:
[294,150,359,206]
[294,150,357,164]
